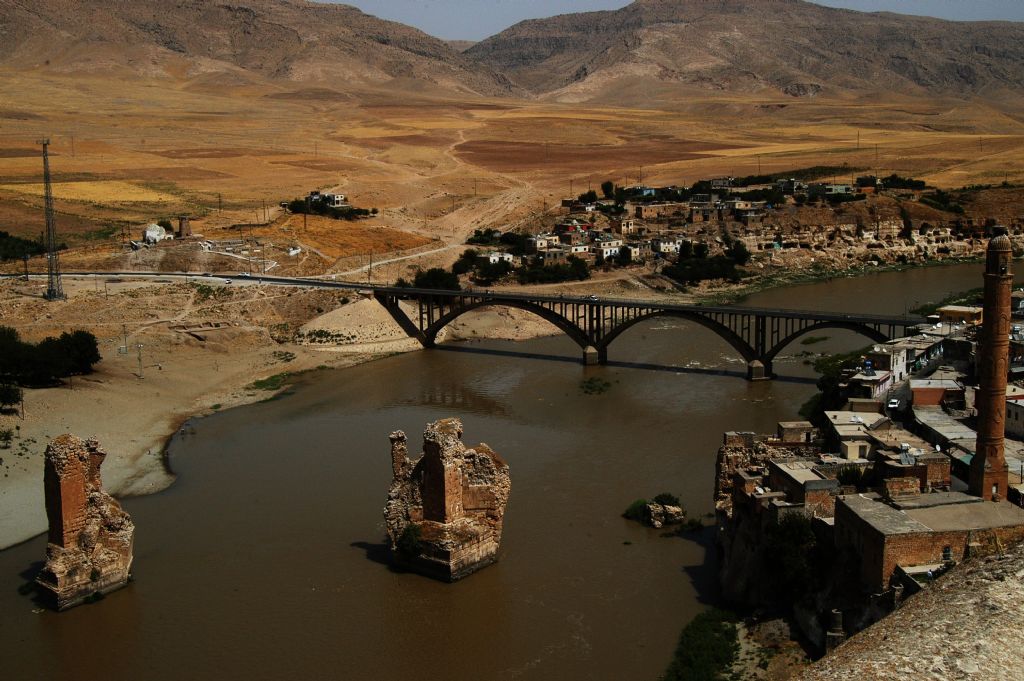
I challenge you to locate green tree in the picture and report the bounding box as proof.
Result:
[694,242,709,259]
[413,268,461,291]
[59,330,101,375]
[601,180,615,199]
[728,240,751,266]
[577,189,598,203]
[0,382,21,410]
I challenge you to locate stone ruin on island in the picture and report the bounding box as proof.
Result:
[384,418,510,581]
[36,435,135,610]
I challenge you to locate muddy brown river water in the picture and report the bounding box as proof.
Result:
[0,263,994,680]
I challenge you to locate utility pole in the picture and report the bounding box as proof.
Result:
[136,343,144,379]
[570,178,574,197]
[38,139,64,300]
[22,254,29,281]
[857,130,860,150]
[368,250,373,285]
[757,155,761,175]
[262,198,267,223]
[218,193,223,213]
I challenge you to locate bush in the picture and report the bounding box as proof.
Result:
[762,514,826,605]
[0,382,22,410]
[661,608,738,681]
[652,492,680,506]
[516,256,590,284]
[396,524,423,560]
[622,499,648,522]
[413,268,461,290]
[0,231,46,262]
[0,327,100,387]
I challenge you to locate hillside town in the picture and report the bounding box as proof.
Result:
[713,235,1024,662]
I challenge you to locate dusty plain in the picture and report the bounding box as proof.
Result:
[3,68,1024,546]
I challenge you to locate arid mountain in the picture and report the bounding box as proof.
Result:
[465,0,1024,101]
[0,0,517,96]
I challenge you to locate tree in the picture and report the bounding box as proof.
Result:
[577,189,598,203]
[728,241,750,266]
[679,240,693,259]
[413,268,460,291]
[157,218,173,231]
[59,330,101,375]
[694,242,709,259]
[601,180,615,199]
[0,382,21,411]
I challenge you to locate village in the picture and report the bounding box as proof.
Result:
[712,236,1024,660]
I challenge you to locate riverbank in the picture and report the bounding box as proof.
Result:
[0,256,990,549]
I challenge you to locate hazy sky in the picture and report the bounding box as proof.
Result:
[335,0,1024,40]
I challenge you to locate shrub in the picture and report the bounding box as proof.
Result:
[396,524,423,560]
[413,268,460,290]
[622,499,648,522]
[661,608,738,681]
[652,492,680,507]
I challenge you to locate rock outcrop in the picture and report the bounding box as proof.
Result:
[35,435,134,610]
[384,418,510,581]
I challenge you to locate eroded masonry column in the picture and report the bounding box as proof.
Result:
[969,233,1012,501]
[36,435,135,609]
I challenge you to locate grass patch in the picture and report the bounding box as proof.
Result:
[580,377,612,394]
[661,608,739,681]
[622,499,648,522]
[210,403,221,410]
[248,372,291,391]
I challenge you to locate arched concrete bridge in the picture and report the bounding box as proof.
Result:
[372,286,922,380]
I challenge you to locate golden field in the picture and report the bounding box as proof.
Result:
[1,68,1023,270]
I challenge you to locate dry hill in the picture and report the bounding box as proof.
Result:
[0,0,516,96]
[466,0,1024,103]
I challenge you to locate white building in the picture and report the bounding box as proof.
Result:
[142,224,171,244]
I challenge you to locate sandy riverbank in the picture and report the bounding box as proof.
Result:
[0,276,582,548]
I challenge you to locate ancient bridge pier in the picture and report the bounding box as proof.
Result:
[373,288,920,381]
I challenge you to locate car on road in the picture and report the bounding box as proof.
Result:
[239,272,250,277]
[223,278,233,284]
[587,295,599,301]
[887,398,901,410]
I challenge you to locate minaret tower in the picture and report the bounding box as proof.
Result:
[969,232,1012,501]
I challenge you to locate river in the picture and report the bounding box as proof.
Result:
[0,263,994,680]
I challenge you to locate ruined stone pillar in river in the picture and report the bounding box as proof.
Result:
[36,435,135,610]
[384,418,510,581]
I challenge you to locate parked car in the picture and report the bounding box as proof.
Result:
[887,398,901,410]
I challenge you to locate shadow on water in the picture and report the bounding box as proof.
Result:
[350,540,406,574]
[648,523,722,607]
[16,560,48,607]
[435,343,818,385]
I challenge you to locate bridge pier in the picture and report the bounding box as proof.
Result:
[747,360,772,381]
[583,345,605,366]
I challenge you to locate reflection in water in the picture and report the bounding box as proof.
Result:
[0,263,995,681]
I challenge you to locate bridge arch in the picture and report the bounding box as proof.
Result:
[595,310,758,363]
[762,321,890,365]
[423,299,591,350]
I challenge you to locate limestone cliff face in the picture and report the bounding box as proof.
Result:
[385,418,510,581]
[36,435,134,610]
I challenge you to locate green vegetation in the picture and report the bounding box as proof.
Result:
[798,346,871,426]
[0,231,48,261]
[286,197,374,220]
[0,428,13,448]
[835,464,877,491]
[396,524,423,560]
[911,287,983,316]
[0,326,101,387]
[580,377,611,394]
[413,267,461,290]
[660,608,739,681]
[516,256,590,284]
[622,499,648,522]
[248,372,291,391]
[653,492,680,506]
[920,189,965,214]
[272,351,296,363]
[210,404,222,411]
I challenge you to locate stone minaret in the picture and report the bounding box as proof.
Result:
[970,233,1012,501]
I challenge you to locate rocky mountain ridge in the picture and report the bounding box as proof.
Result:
[0,0,517,95]
[465,0,1024,100]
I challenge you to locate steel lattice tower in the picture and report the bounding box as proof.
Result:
[39,138,64,301]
